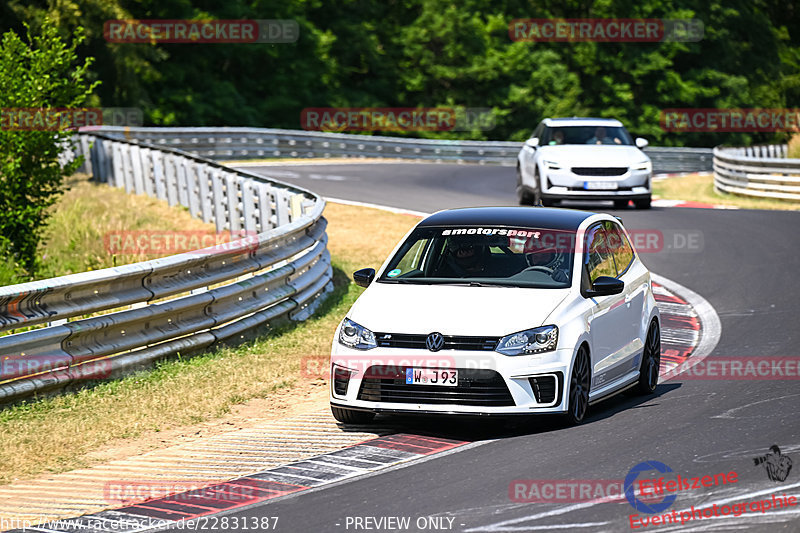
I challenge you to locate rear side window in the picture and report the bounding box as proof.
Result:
[585,224,617,282]
[603,221,635,275]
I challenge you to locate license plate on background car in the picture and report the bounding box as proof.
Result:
[584,181,619,190]
[405,368,458,386]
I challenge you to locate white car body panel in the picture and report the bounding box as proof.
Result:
[330,209,660,417]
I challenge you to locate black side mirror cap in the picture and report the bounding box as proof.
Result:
[584,276,624,298]
[353,268,376,288]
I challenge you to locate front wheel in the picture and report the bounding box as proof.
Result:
[635,320,661,395]
[331,405,375,424]
[565,345,591,424]
[634,197,652,209]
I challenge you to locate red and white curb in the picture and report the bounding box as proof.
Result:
[652,198,739,210]
[6,435,467,533]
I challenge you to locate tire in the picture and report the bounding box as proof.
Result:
[634,197,651,209]
[517,167,540,205]
[635,319,661,395]
[565,345,591,424]
[541,197,559,207]
[331,405,375,424]
[614,199,629,209]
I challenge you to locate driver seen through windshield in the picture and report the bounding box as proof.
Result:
[379,227,576,288]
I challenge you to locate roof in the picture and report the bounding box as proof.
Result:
[543,117,624,127]
[417,207,597,232]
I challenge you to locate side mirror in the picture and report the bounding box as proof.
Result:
[525,137,540,149]
[353,268,376,288]
[585,276,624,298]
[635,137,649,149]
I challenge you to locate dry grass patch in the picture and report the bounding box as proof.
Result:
[36,174,215,279]
[0,202,419,485]
[653,173,800,211]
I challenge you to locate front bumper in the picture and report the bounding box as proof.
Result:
[329,346,573,415]
[541,167,651,200]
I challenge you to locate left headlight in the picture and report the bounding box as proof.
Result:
[632,161,652,172]
[496,325,558,356]
[338,318,377,350]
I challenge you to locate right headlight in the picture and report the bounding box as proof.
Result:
[496,325,558,356]
[338,318,377,350]
[543,160,562,170]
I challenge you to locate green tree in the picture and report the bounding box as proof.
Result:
[0,23,98,277]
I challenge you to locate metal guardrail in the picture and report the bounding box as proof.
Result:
[713,144,800,201]
[0,134,333,402]
[91,126,714,174]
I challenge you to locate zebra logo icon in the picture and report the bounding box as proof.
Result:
[753,445,793,482]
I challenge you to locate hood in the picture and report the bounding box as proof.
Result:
[538,145,649,167]
[347,282,570,337]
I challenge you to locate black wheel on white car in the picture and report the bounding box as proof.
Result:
[565,345,591,424]
[634,196,652,209]
[517,167,540,205]
[516,167,534,205]
[614,199,629,209]
[635,319,661,395]
[331,405,375,424]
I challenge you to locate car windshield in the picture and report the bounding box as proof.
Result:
[378,226,576,288]
[541,125,633,146]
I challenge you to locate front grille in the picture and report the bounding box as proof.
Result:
[528,373,562,404]
[373,333,499,351]
[358,366,515,407]
[571,167,628,176]
[332,367,351,396]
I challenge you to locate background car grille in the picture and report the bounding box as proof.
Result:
[357,366,515,406]
[373,333,499,351]
[571,167,628,176]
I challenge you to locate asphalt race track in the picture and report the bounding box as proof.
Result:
[211,162,800,532]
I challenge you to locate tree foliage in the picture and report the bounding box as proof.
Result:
[0,22,97,276]
[1,0,798,148]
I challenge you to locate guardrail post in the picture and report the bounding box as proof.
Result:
[211,169,227,232]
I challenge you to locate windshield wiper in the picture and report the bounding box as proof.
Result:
[467,281,514,287]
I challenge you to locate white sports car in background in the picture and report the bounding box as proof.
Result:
[330,207,661,425]
[516,117,653,209]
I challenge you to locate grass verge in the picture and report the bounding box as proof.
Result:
[653,173,800,211]
[0,201,418,485]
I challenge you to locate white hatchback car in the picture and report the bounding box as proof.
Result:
[329,207,661,425]
[517,117,653,209]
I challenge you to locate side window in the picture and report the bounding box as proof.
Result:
[395,238,430,274]
[532,122,544,140]
[603,221,635,275]
[585,224,617,282]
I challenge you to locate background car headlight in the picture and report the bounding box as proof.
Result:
[543,160,562,170]
[496,325,558,356]
[338,318,377,350]
[633,161,652,172]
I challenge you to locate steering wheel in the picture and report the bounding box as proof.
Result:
[521,265,554,275]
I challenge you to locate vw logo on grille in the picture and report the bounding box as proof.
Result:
[426,332,445,352]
